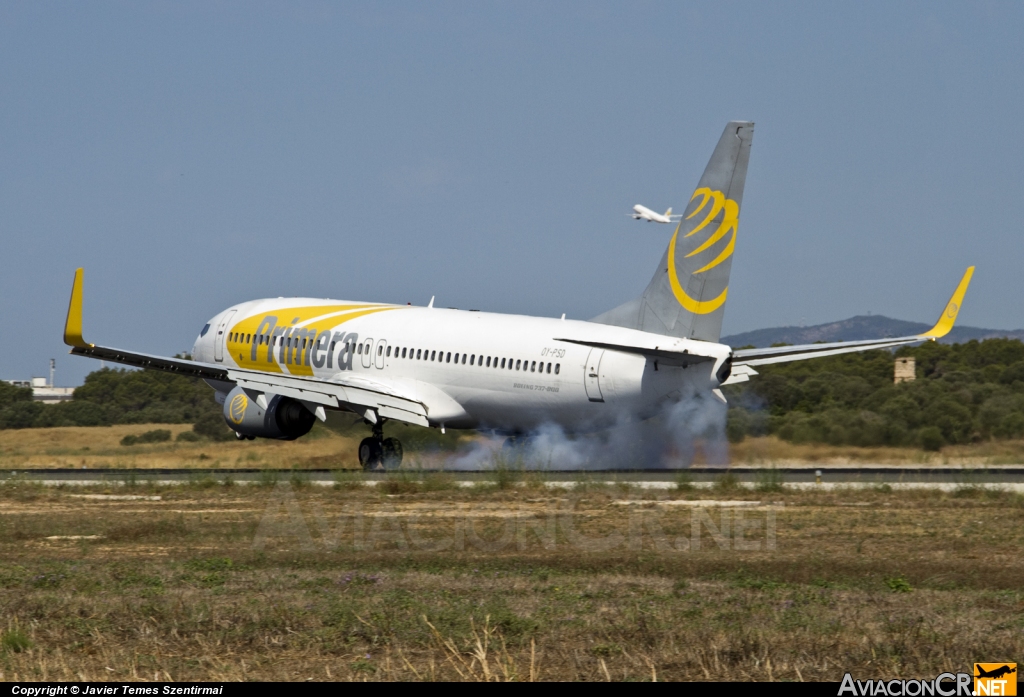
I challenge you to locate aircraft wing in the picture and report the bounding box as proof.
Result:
[62,269,430,428]
[731,267,975,368]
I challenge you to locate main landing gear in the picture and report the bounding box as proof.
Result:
[358,419,403,471]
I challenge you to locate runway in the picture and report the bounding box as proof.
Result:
[4,464,1024,490]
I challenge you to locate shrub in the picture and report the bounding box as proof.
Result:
[193,412,236,441]
[726,408,747,443]
[120,429,171,446]
[919,427,944,452]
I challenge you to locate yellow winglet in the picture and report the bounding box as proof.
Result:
[63,267,93,348]
[920,266,974,339]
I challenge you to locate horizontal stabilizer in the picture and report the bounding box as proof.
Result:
[553,338,715,367]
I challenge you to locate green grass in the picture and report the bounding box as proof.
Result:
[754,468,784,492]
[1,629,33,654]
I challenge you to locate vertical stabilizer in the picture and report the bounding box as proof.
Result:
[592,121,754,342]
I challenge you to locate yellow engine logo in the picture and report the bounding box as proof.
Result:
[667,187,738,315]
[228,393,248,425]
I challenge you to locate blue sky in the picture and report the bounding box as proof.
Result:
[2,2,1023,385]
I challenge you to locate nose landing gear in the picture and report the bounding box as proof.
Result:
[358,420,404,471]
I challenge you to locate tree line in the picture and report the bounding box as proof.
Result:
[723,338,1024,450]
[0,368,233,440]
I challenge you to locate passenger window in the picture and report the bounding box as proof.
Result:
[446,352,451,363]
[386,346,391,357]
[358,344,363,355]
[546,362,551,373]
[402,347,407,358]
[531,361,536,372]
[500,358,506,369]
[429,350,435,361]
[555,364,560,374]
[462,354,467,364]
[470,355,475,366]
[378,345,383,356]
[515,359,521,370]
[416,349,422,359]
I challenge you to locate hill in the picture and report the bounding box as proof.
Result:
[721,315,1024,348]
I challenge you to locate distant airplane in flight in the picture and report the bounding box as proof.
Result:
[631,204,679,223]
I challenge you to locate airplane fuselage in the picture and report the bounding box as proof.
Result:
[191,298,729,433]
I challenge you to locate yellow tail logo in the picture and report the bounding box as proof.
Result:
[667,187,738,314]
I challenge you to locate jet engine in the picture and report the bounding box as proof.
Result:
[221,386,315,440]
[712,354,733,387]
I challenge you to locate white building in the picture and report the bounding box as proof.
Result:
[4,360,75,404]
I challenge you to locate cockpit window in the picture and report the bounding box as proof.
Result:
[200,323,210,338]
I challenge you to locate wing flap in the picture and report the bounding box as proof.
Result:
[71,345,229,380]
[229,371,430,427]
[734,337,924,366]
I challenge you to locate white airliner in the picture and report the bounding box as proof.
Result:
[632,204,679,223]
[62,122,974,469]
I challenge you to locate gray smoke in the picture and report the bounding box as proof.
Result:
[445,386,729,471]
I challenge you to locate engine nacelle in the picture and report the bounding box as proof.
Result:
[222,386,315,440]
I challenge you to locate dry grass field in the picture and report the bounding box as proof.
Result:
[0,424,364,471]
[4,425,1024,471]
[0,476,1021,681]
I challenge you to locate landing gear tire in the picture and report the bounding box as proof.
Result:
[381,438,403,469]
[359,437,383,471]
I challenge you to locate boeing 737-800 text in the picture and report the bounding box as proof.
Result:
[62,122,974,469]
